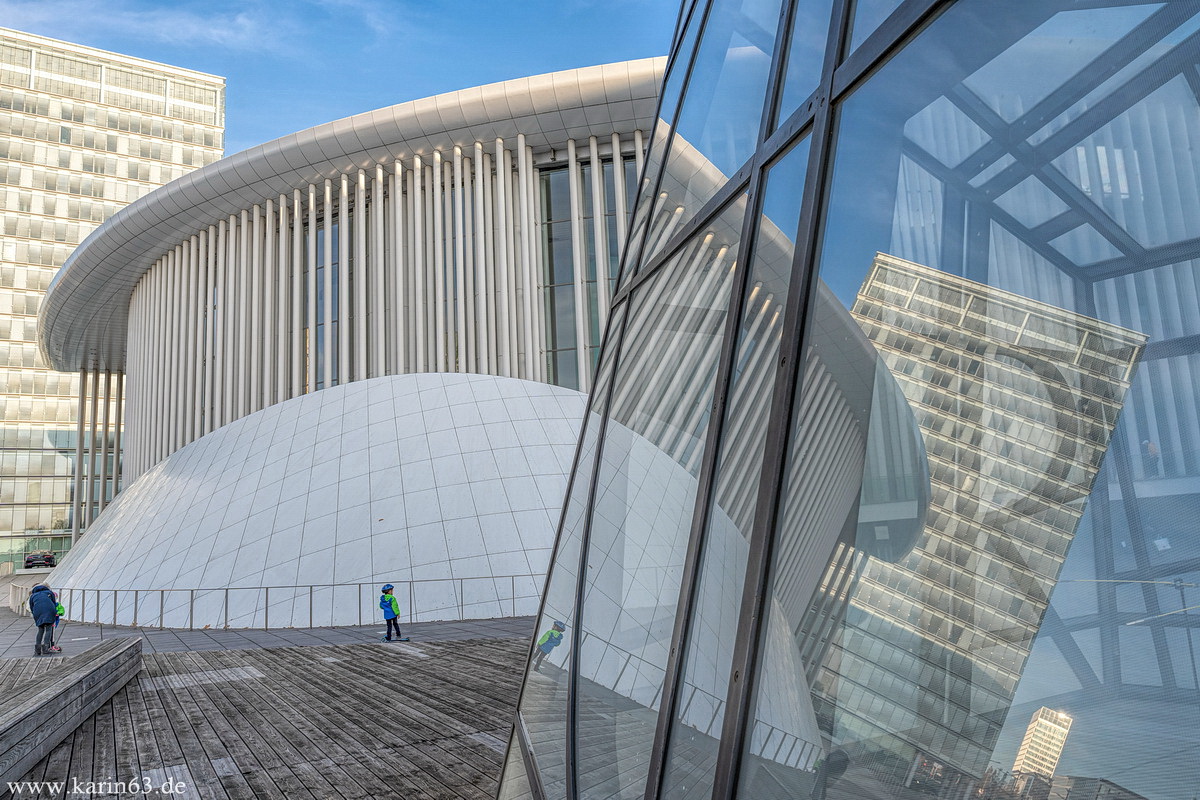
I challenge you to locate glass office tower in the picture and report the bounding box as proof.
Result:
[500,2,1200,800]
[0,28,223,562]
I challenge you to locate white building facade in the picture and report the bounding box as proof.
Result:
[38,59,664,626]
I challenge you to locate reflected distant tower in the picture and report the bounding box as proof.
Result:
[1013,707,1072,778]
[809,254,1144,787]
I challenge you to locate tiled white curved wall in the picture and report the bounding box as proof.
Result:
[50,373,584,628]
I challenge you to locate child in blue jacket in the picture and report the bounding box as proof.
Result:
[379,584,409,642]
[28,584,57,656]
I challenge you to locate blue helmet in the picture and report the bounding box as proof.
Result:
[381,584,394,592]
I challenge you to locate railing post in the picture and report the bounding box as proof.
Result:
[265,587,270,630]
[112,589,117,626]
[94,589,99,624]
[159,591,164,628]
[459,578,464,620]
[309,585,314,627]
[189,589,195,630]
[133,590,138,627]
[358,583,363,628]
[511,575,516,617]
[224,588,229,629]
[409,581,415,625]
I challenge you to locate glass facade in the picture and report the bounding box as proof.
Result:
[0,28,223,563]
[501,3,1200,800]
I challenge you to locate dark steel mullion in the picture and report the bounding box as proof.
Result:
[709,0,853,796]
[642,165,771,800]
[613,0,719,294]
[515,714,549,800]
[563,299,634,800]
[830,0,950,102]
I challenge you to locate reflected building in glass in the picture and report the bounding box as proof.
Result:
[500,1,1200,800]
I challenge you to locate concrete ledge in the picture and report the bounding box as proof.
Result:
[0,637,142,786]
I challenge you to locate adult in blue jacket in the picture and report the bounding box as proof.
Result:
[28,584,57,656]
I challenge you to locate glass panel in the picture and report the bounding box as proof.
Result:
[774,1,836,128]
[573,196,747,800]
[639,0,784,270]
[848,0,904,54]
[741,3,1197,799]
[660,137,811,800]
[502,303,625,800]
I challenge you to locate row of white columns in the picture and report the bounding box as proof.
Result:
[70,368,123,541]
[121,132,643,482]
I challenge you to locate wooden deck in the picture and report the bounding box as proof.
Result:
[4,636,527,800]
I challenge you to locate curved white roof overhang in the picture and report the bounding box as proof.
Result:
[39,57,665,373]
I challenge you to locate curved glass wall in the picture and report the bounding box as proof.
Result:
[502,2,1200,800]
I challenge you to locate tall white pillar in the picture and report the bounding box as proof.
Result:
[473,143,490,374]
[251,204,264,411]
[112,371,124,496]
[98,370,112,511]
[517,135,536,379]
[589,136,612,332]
[339,174,351,383]
[70,367,86,542]
[238,209,250,420]
[322,179,334,389]
[355,170,368,381]
[372,165,386,378]
[85,367,100,525]
[263,199,276,407]
[566,139,591,392]
[292,189,304,399]
[391,161,406,375]
[412,156,426,372]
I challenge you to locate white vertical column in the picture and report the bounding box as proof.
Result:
[263,199,276,407]
[213,220,227,430]
[462,151,477,372]
[372,165,386,378]
[517,135,536,379]
[634,129,645,178]
[566,139,591,392]
[194,232,208,441]
[278,193,291,402]
[452,147,467,373]
[71,367,86,541]
[112,371,124,496]
[355,170,368,381]
[98,370,112,511]
[154,258,167,462]
[502,147,519,376]
[251,204,265,411]
[124,290,138,482]
[612,133,629,249]
[589,136,612,333]
[238,209,250,420]
[412,156,426,372]
[482,150,496,374]
[307,184,318,393]
[432,151,446,372]
[528,149,546,383]
[165,248,181,453]
[224,217,237,426]
[322,179,334,389]
[202,225,217,438]
[292,189,304,398]
[85,367,100,525]
[391,160,405,374]
[405,165,417,372]
[473,143,490,374]
[494,139,511,377]
[339,174,351,383]
[443,158,455,370]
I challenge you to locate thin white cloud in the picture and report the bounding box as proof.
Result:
[0,0,297,54]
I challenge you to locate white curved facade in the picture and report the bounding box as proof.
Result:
[50,373,585,627]
[39,59,664,517]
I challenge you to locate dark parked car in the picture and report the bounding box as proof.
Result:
[23,551,55,569]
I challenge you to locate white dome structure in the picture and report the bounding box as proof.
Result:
[51,373,584,628]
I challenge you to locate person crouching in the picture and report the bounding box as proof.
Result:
[28,583,57,656]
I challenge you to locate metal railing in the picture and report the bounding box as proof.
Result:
[12,574,543,630]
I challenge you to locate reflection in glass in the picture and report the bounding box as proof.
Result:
[574,197,745,800]
[659,137,810,800]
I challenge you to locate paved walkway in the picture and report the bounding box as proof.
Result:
[0,606,535,658]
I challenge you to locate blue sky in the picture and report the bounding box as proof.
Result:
[1,0,679,154]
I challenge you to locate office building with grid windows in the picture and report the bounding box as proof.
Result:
[499,2,1200,800]
[0,27,224,565]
